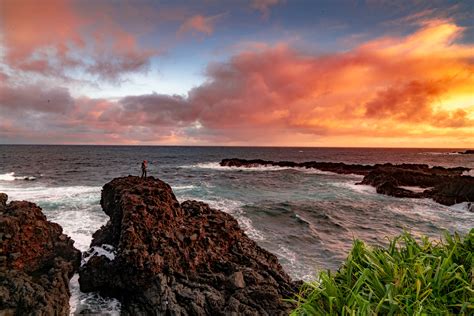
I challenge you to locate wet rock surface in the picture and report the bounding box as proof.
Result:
[0,194,81,315]
[220,158,473,206]
[79,176,298,315]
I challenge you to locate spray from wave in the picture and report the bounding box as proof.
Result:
[462,169,474,177]
[182,162,352,176]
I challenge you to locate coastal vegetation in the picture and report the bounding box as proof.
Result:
[291,230,474,315]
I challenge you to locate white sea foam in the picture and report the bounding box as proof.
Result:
[0,172,16,181]
[450,202,474,213]
[0,183,119,314]
[69,275,121,315]
[387,199,474,233]
[399,186,430,193]
[332,181,377,195]
[419,151,460,156]
[294,167,338,175]
[462,169,474,177]
[189,162,293,172]
[276,245,297,266]
[184,161,355,176]
[171,185,196,190]
[176,194,265,241]
[273,245,317,281]
[82,244,116,265]
[294,213,311,226]
[0,172,36,181]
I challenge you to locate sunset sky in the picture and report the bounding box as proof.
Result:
[0,0,473,147]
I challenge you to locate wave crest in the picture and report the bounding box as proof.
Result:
[0,172,36,181]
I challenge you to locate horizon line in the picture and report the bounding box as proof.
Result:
[0,144,471,150]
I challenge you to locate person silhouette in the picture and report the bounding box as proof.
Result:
[141,160,148,179]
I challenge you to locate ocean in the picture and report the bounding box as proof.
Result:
[1,145,473,314]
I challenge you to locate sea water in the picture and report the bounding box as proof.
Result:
[1,145,473,314]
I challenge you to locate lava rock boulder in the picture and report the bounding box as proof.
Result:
[0,194,81,315]
[79,176,298,315]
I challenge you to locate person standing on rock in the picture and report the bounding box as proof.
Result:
[141,160,148,179]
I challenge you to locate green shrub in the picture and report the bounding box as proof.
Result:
[291,229,474,315]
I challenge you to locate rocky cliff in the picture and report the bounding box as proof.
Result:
[79,176,298,315]
[0,193,81,315]
[220,159,474,206]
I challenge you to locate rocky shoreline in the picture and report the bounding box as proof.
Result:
[2,163,472,314]
[220,158,474,206]
[0,193,81,315]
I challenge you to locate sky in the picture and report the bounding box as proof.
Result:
[0,0,473,147]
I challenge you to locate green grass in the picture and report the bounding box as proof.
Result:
[290,229,474,315]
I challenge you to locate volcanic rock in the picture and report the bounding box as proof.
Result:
[0,194,81,315]
[359,165,474,205]
[0,194,7,209]
[79,176,298,315]
[220,158,374,175]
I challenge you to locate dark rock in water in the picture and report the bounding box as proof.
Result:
[459,150,474,154]
[467,202,474,213]
[359,165,474,205]
[0,194,81,315]
[79,176,298,315]
[427,177,474,205]
[220,158,473,206]
[220,158,374,175]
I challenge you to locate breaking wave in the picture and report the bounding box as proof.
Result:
[0,172,37,181]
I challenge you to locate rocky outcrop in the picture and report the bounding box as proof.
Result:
[459,150,474,154]
[220,158,473,206]
[427,177,474,205]
[0,194,81,315]
[358,165,474,205]
[79,176,298,315]
[221,158,374,175]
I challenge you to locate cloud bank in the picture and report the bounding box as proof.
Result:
[1,18,473,146]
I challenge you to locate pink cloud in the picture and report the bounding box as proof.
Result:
[178,14,223,36]
[0,0,156,82]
